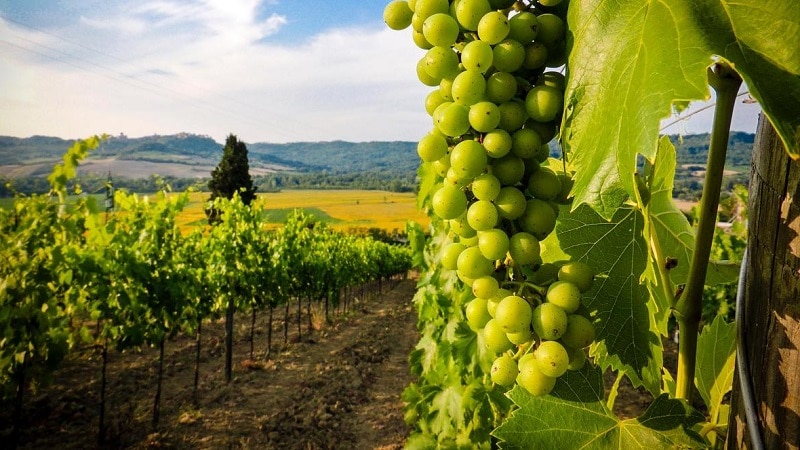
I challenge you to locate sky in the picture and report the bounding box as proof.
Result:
[0,0,763,144]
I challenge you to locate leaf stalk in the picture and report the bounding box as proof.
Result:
[673,63,742,401]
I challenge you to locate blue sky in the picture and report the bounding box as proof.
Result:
[0,0,761,143]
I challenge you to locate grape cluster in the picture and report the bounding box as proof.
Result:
[386,0,598,396]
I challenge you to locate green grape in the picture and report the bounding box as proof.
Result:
[525,119,557,143]
[432,100,452,125]
[536,71,566,91]
[535,13,566,47]
[417,57,441,86]
[477,11,510,45]
[468,101,502,133]
[534,340,570,378]
[457,245,494,279]
[493,186,526,219]
[439,77,454,101]
[482,129,513,158]
[492,39,525,72]
[451,70,487,106]
[460,234,479,247]
[450,140,487,181]
[561,314,596,349]
[518,198,557,240]
[531,262,560,285]
[483,318,515,354]
[471,172,501,201]
[527,166,561,200]
[417,133,449,162]
[507,327,533,345]
[472,275,500,299]
[511,128,542,159]
[462,40,494,73]
[508,231,541,266]
[477,228,510,261]
[566,345,587,371]
[411,12,426,33]
[446,168,470,188]
[441,242,466,270]
[508,11,538,43]
[432,151,451,177]
[491,154,525,186]
[425,89,447,115]
[555,171,574,203]
[497,101,528,132]
[449,213,477,238]
[495,295,532,333]
[534,141,551,163]
[412,28,433,49]
[384,1,414,30]
[467,200,499,231]
[457,270,476,286]
[525,84,563,123]
[423,13,460,47]
[486,72,517,104]
[531,302,568,340]
[517,355,557,396]
[424,46,460,79]
[491,354,519,387]
[557,261,595,293]
[486,287,511,317]
[437,103,471,137]
[465,297,492,331]
[546,280,581,313]
[432,184,468,219]
[454,0,491,31]
[522,42,548,70]
[414,0,449,19]
[545,41,567,68]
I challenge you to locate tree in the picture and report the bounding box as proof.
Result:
[207,134,257,222]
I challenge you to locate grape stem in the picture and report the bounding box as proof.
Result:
[673,63,741,401]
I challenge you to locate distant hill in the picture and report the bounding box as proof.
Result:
[0,131,753,197]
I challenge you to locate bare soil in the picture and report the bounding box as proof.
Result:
[1,278,419,450]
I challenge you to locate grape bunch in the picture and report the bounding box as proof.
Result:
[385,0,598,396]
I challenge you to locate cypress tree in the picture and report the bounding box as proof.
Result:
[207,134,257,222]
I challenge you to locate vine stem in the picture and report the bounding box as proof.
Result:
[673,63,742,400]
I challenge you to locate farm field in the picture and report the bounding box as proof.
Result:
[176,189,429,233]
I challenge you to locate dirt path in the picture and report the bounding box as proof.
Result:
[1,278,420,450]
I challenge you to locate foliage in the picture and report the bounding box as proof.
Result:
[207,134,257,209]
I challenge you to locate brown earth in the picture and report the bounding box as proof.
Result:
[1,278,419,450]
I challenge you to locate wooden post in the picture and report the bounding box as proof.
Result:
[728,115,800,449]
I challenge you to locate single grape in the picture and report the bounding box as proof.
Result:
[566,345,587,371]
[531,302,568,340]
[492,39,525,72]
[424,46,460,79]
[477,228,510,261]
[417,133,449,162]
[437,103,471,137]
[441,242,466,270]
[493,186,527,220]
[472,275,500,299]
[422,13,459,47]
[450,139,487,181]
[531,262,561,285]
[535,13,566,46]
[534,340,570,378]
[483,318,515,354]
[417,57,440,86]
[468,101,502,133]
[511,128,542,159]
[491,354,519,387]
[494,295,532,333]
[525,84,563,123]
[414,0,449,20]
[454,0,491,31]
[487,287,511,317]
[462,40,494,73]
[451,70,487,106]
[508,11,538,43]
[518,198,557,240]
[432,184,468,219]
[384,1,414,30]
[546,280,582,313]
[517,354,557,396]
[557,261,595,293]
[439,77,454,101]
[522,42,548,70]
[465,297,492,331]
[449,213,477,238]
[536,71,566,91]
[477,11,510,45]
[425,90,447,116]
[497,101,528,132]
[527,167,562,200]
[525,119,557,144]
[457,245,494,279]
[471,172,501,201]
[467,200,499,231]
[490,154,525,186]
[482,129,513,158]
[507,327,533,345]
[560,314,596,349]
[412,29,433,49]
[555,171,574,203]
[486,72,517,104]
[508,231,541,266]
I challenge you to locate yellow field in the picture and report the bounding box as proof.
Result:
[177,190,429,233]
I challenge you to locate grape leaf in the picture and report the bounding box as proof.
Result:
[494,365,706,449]
[564,0,800,218]
[556,203,662,395]
[695,315,736,422]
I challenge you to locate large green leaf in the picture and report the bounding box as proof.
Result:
[695,315,736,421]
[564,0,800,217]
[493,365,706,449]
[556,204,662,395]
